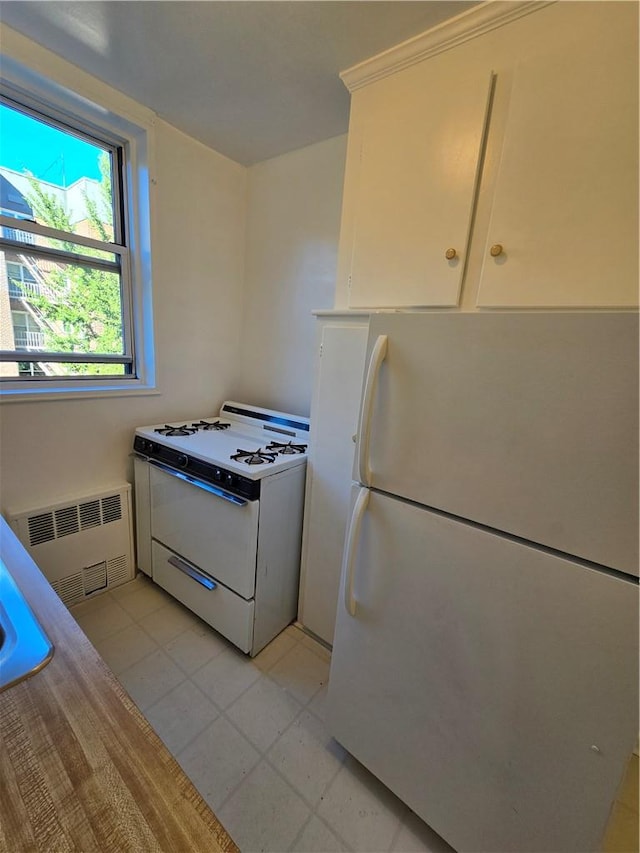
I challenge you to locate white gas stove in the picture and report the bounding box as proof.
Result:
[132,401,310,655]
[134,400,310,497]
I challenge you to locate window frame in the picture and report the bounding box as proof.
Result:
[0,56,156,400]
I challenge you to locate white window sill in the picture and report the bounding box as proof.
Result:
[0,381,161,403]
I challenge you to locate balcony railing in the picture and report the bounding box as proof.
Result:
[14,330,45,349]
[8,279,43,299]
[3,227,36,244]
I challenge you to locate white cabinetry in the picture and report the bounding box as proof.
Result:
[345,66,492,308]
[477,18,638,307]
[336,1,638,310]
[298,316,368,645]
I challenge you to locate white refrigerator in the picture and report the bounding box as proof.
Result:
[327,312,638,853]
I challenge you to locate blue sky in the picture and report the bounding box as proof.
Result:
[0,102,104,186]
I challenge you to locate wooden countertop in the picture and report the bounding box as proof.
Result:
[0,518,238,853]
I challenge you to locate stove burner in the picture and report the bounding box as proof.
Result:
[155,424,198,437]
[191,420,231,431]
[231,447,278,466]
[265,441,308,455]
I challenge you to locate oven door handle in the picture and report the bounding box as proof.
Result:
[148,459,248,506]
[168,555,217,591]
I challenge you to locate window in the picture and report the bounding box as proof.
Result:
[0,60,154,397]
[0,97,135,380]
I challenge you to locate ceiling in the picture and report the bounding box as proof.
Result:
[1,1,480,165]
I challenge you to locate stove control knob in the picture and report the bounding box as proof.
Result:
[214,469,223,482]
[176,454,189,469]
[225,473,235,487]
[147,441,158,454]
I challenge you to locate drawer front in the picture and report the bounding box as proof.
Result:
[150,464,259,599]
[152,540,254,653]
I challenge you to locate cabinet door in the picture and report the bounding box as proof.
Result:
[347,67,493,308]
[477,14,638,307]
[298,322,368,644]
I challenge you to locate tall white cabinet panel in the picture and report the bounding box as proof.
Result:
[298,320,368,644]
[328,490,639,853]
[346,66,493,308]
[477,13,638,307]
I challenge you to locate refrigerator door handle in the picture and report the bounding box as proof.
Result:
[356,334,388,486]
[343,486,370,616]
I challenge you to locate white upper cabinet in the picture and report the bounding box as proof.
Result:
[477,16,638,307]
[336,2,639,311]
[345,66,493,309]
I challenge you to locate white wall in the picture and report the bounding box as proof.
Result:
[0,26,348,515]
[0,28,247,513]
[237,135,347,417]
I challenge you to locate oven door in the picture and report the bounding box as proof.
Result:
[149,462,259,599]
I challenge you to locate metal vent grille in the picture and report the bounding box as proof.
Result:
[107,554,129,587]
[101,494,122,524]
[52,572,84,607]
[80,500,101,530]
[54,505,79,538]
[28,512,55,546]
[83,561,107,596]
[11,485,133,609]
[25,493,123,545]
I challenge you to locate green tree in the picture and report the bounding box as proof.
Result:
[24,153,123,375]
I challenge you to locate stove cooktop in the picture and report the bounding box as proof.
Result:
[133,401,310,487]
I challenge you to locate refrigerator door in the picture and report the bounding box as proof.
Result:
[328,487,639,853]
[359,312,638,575]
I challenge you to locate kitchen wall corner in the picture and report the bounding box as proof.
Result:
[237,134,348,417]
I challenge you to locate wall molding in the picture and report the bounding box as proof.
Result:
[340,0,555,92]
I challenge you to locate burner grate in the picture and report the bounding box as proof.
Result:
[265,441,307,455]
[192,420,231,431]
[155,424,198,437]
[231,448,278,466]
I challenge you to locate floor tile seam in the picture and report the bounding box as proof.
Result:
[249,700,309,764]
[116,610,169,653]
[266,655,328,707]
[149,685,220,760]
[128,612,176,652]
[306,807,357,853]
[224,683,306,746]
[286,811,316,853]
[261,713,344,813]
[386,804,412,853]
[69,589,117,618]
[216,656,305,717]
[113,639,188,689]
[218,700,299,759]
[117,593,170,622]
[152,627,229,681]
[220,750,315,824]
[304,744,349,813]
[212,751,270,816]
[73,597,135,638]
[253,635,304,674]
[78,616,135,647]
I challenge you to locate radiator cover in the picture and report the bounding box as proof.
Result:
[8,485,134,607]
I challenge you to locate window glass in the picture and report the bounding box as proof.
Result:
[0,99,133,380]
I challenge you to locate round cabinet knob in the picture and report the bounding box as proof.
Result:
[445,247,457,260]
[490,243,504,257]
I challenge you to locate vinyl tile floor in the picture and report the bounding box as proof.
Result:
[71,575,638,853]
